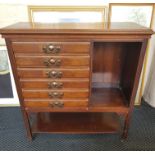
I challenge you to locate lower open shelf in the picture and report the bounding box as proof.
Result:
[31,112,121,134]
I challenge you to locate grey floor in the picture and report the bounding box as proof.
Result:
[0,102,155,151]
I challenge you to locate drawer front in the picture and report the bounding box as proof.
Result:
[15,55,89,68]
[20,79,89,89]
[17,68,89,78]
[24,99,88,108]
[22,89,89,99]
[12,42,90,54]
[13,41,90,110]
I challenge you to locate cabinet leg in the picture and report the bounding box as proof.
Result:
[122,114,129,139]
[22,110,33,141]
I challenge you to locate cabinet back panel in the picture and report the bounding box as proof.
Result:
[92,42,125,88]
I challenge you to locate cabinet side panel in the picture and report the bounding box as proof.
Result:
[5,38,32,140]
[121,42,147,103]
[120,41,144,104]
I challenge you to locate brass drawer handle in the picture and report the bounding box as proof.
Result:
[48,92,64,98]
[46,71,63,78]
[49,101,64,108]
[48,81,63,89]
[43,44,61,54]
[44,58,61,67]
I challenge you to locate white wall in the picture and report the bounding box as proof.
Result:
[0,0,155,5]
[143,9,155,107]
[0,4,29,45]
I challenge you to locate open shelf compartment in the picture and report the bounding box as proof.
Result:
[31,112,121,134]
[91,41,142,110]
[90,87,128,110]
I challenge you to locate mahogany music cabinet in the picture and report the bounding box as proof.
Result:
[0,22,153,140]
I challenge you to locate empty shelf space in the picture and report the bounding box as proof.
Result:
[90,88,128,113]
[31,112,120,134]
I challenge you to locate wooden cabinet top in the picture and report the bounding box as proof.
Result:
[0,22,153,35]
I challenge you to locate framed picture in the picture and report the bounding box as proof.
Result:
[28,6,107,24]
[0,46,19,106]
[108,3,154,28]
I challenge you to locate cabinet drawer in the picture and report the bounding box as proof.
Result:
[17,68,89,78]
[24,99,88,107]
[12,42,90,54]
[15,55,89,67]
[22,89,89,99]
[20,79,89,89]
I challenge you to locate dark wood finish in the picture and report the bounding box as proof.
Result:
[25,105,128,113]
[120,42,142,102]
[92,42,143,89]
[12,42,90,54]
[22,89,89,99]
[17,68,89,78]
[122,39,148,138]
[92,42,125,88]
[1,22,152,35]
[0,22,153,140]
[20,78,89,89]
[5,39,33,140]
[90,88,128,108]
[24,99,88,107]
[31,113,120,134]
[15,55,90,67]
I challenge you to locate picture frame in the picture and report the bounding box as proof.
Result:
[28,6,107,24]
[0,45,19,106]
[108,3,154,28]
